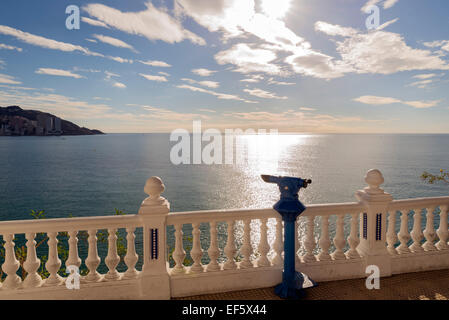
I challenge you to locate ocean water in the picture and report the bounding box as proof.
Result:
[1,134,448,270]
[0,133,448,221]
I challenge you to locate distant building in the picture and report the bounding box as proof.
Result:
[36,114,62,135]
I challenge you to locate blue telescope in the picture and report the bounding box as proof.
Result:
[261,175,316,299]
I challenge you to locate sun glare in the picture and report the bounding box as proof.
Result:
[261,0,292,19]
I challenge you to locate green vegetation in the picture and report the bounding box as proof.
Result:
[421,169,449,185]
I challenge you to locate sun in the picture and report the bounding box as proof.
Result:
[261,0,292,19]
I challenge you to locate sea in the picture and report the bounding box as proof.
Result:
[0,134,448,270]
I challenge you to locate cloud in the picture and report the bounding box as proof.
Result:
[107,56,133,64]
[423,40,449,52]
[413,73,438,80]
[0,25,102,57]
[377,18,399,31]
[354,95,440,109]
[83,2,205,45]
[81,17,110,29]
[408,79,434,89]
[158,71,170,76]
[197,108,216,113]
[138,60,172,67]
[113,82,126,88]
[104,71,120,80]
[299,107,316,111]
[0,73,21,85]
[192,68,216,77]
[35,68,84,79]
[215,43,282,75]
[0,43,22,52]
[181,78,219,88]
[139,73,168,82]
[177,84,257,103]
[285,49,345,79]
[243,88,287,100]
[362,0,399,11]
[315,21,449,76]
[92,34,136,52]
[268,78,295,86]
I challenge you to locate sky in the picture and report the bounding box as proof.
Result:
[0,0,448,133]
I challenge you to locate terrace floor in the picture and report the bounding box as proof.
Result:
[176,269,449,300]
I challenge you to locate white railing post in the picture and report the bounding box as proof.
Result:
[138,176,170,299]
[355,169,393,277]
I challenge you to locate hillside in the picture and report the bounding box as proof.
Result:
[0,106,104,136]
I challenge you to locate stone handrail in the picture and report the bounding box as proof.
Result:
[0,169,448,299]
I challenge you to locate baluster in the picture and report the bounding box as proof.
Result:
[436,205,449,250]
[295,219,301,265]
[23,233,42,288]
[397,210,411,254]
[66,230,81,269]
[85,229,101,282]
[331,214,346,260]
[272,218,283,266]
[123,227,139,279]
[105,228,120,280]
[207,221,220,271]
[423,207,437,251]
[410,208,424,252]
[45,232,63,285]
[240,219,253,268]
[387,210,398,255]
[346,213,360,259]
[190,223,204,273]
[171,224,186,274]
[318,216,331,261]
[303,216,317,262]
[224,220,237,270]
[257,218,270,267]
[2,234,21,289]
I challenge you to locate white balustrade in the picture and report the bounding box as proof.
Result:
[386,211,398,255]
[423,207,437,251]
[303,216,317,262]
[410,209,424,253]
[123,227,139,279]
[272,218,283,266]
[239,219,253,269]
[436,205,448,250]
[190,223,204,273]
[0,172,447,300]
[317,216,331,261]
[346,213,360,259]
[331,214,346,260]
[257,218,270,267]
[45,232,62,286]
[223,220,237,270]
[171,224,186,274]
[105,228,121,280]
[2,234,21,289]
[207,221,220,271]
[85,229,101,282]
[23,233,42,288]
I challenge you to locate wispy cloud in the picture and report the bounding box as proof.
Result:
[92,34,137,52]
[0,25,102,57]
[81,17,110,29]
[83,2,205,45]
[112,82,126,88]
[138,60,172,68]
[354,95,440,109]
[192,68,216,77]
[35,68,84,79]
[0,43,22,52]
[181,78,219,88]
[177,84,257,103]
[0,73,21,85]
[244,88,287,100]
[139,73,168,82]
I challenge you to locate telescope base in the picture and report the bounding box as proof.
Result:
[274,271,316,299]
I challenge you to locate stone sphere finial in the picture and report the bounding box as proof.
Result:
[144,176,165,199]
[365,169,384,193]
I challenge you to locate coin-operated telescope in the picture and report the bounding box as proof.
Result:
[261,175,316,299]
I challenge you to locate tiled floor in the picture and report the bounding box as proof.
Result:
[176,269,449,300]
